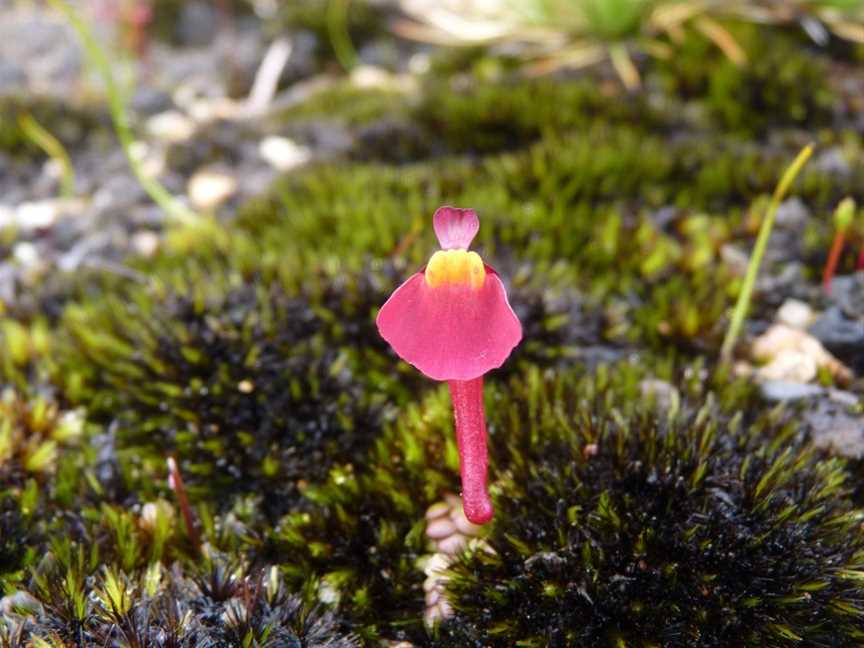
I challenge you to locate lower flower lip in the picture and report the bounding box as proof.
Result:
[376,269,522,382]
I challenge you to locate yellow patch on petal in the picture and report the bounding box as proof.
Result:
[425,250,486,290]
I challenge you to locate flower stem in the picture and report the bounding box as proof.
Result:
[447,377,493,525]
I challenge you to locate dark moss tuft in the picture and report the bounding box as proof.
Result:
[58,263,419,518]
[270,386,461,644]
[9,544,359,647]
[439,369,864,647]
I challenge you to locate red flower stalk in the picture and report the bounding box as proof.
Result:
[823,198,856,295]
[376,207,522,524]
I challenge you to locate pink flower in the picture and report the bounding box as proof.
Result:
[376,206,522,524]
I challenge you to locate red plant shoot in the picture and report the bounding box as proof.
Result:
[823,198,855,295]
[377,207,522,524]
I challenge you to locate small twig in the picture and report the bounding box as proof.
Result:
[720,144,813,364]
[608,43,640,91]
[693,16,747,66]
[167,456,201,554]
[245,37,293,117]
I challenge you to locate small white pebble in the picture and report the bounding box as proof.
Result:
[425,586,441,607]
[188,169,238,211]
[146,110,196,143]
[757,351,818,384]
[131,230,160,258]
[259,136,311,172]
[424,572,445,593]
[423,553,451,576]
[776,299,815,330]
[350,64,393,89]
[13,242,39,267]
[408,52,431,75]
[15,200,58,231]
[0,204,14,228]
[444,493,462,510]
[437,598,453,618]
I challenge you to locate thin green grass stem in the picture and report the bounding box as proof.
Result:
[49,0,198,224]
[719,143,813,364]
[327,0,358,71]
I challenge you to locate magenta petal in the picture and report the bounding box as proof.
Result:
[433,206,480,250]
[376,271,522,381]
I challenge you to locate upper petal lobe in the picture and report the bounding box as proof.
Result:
[433,206,480,251]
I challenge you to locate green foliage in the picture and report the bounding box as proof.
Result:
[654,23,836,133]
[436,369,864,646]
[274,83,410,127]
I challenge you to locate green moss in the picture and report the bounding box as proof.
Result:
[411,77,662,156]
[273,83,411,128]
[436,369,864,647]
[238,130,829,351]
[6,14,864,642]
[653,23,836,134]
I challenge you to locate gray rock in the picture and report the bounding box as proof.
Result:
[831,272,864,320]
[176,1,220,47]
[814,146,851,177]
[809,305,864,374]
[0,60,25,91]
[775,197,810,228]
[806,399,864,459]
[0,590,39,615]
[131,87,174,116]
[760,380,824,402]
